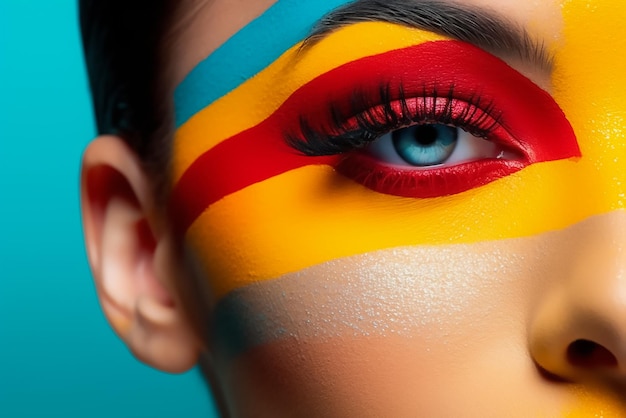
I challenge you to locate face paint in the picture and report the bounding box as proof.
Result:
[174,0,355,128]
[212,241,528,357]
[172,21,583,297]
[208,212,626,355]
[554,0,626,189]
[172,22,448,181]
[171,39,579,233]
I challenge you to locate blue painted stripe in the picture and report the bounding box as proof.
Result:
[174,0,353,128]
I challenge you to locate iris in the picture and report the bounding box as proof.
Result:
[392,124,458,166]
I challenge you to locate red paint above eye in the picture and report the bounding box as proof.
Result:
[170,41,580,234]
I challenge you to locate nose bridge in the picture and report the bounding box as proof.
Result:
[554,1,626,202]
[566,213,626,325]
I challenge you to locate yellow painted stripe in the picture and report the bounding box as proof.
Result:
[172,22,448,182]
[187,157,612,298]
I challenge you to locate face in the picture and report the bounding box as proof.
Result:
[168,0,626,415]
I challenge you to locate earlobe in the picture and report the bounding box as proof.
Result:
[80,135,202,373]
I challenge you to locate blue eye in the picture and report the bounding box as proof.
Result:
[392,124,458,166]
[368,122,504,169]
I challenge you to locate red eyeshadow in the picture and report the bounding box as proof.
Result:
[170,40,580,234]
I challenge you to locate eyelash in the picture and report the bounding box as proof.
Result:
[288,83,502,157]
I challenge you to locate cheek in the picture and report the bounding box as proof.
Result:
[212,243,534,417]
[196,212,626,416]
[209,245,532,357]
[203,231,606,417]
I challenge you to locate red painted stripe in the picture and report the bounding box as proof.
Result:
[170,41,580,233]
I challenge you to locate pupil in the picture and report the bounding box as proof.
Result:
[413,125,439,146]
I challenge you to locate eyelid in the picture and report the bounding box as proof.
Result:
[285,41,578,165]
[292,91,505,157]
[287,41,580,173]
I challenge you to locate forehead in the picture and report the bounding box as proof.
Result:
[168,0,277,87]
[169,0,563,89]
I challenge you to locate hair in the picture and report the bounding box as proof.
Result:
[79,0,176,197]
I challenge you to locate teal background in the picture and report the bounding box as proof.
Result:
[0,1,218,416]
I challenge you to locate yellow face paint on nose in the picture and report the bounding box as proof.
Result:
[554,0,626,205]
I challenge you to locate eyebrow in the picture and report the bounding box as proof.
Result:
[302,0,554,73]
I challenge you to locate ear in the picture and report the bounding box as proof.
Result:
[80,135,202,373]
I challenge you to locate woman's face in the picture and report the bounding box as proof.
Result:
[169,0,626,415]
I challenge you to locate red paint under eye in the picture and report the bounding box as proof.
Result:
[338,154,526,198]
[171,41,580,234]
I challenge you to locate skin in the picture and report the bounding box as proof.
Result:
[80,0,626,416]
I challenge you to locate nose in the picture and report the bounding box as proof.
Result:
[528,212,626,382]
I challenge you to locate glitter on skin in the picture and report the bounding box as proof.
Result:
[213,236,532,356]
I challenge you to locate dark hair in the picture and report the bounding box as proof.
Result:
[79,0,176,195]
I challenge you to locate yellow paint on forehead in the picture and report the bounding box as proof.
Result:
[172,22,447,182]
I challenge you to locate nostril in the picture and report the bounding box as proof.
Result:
[566,339,618,369]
